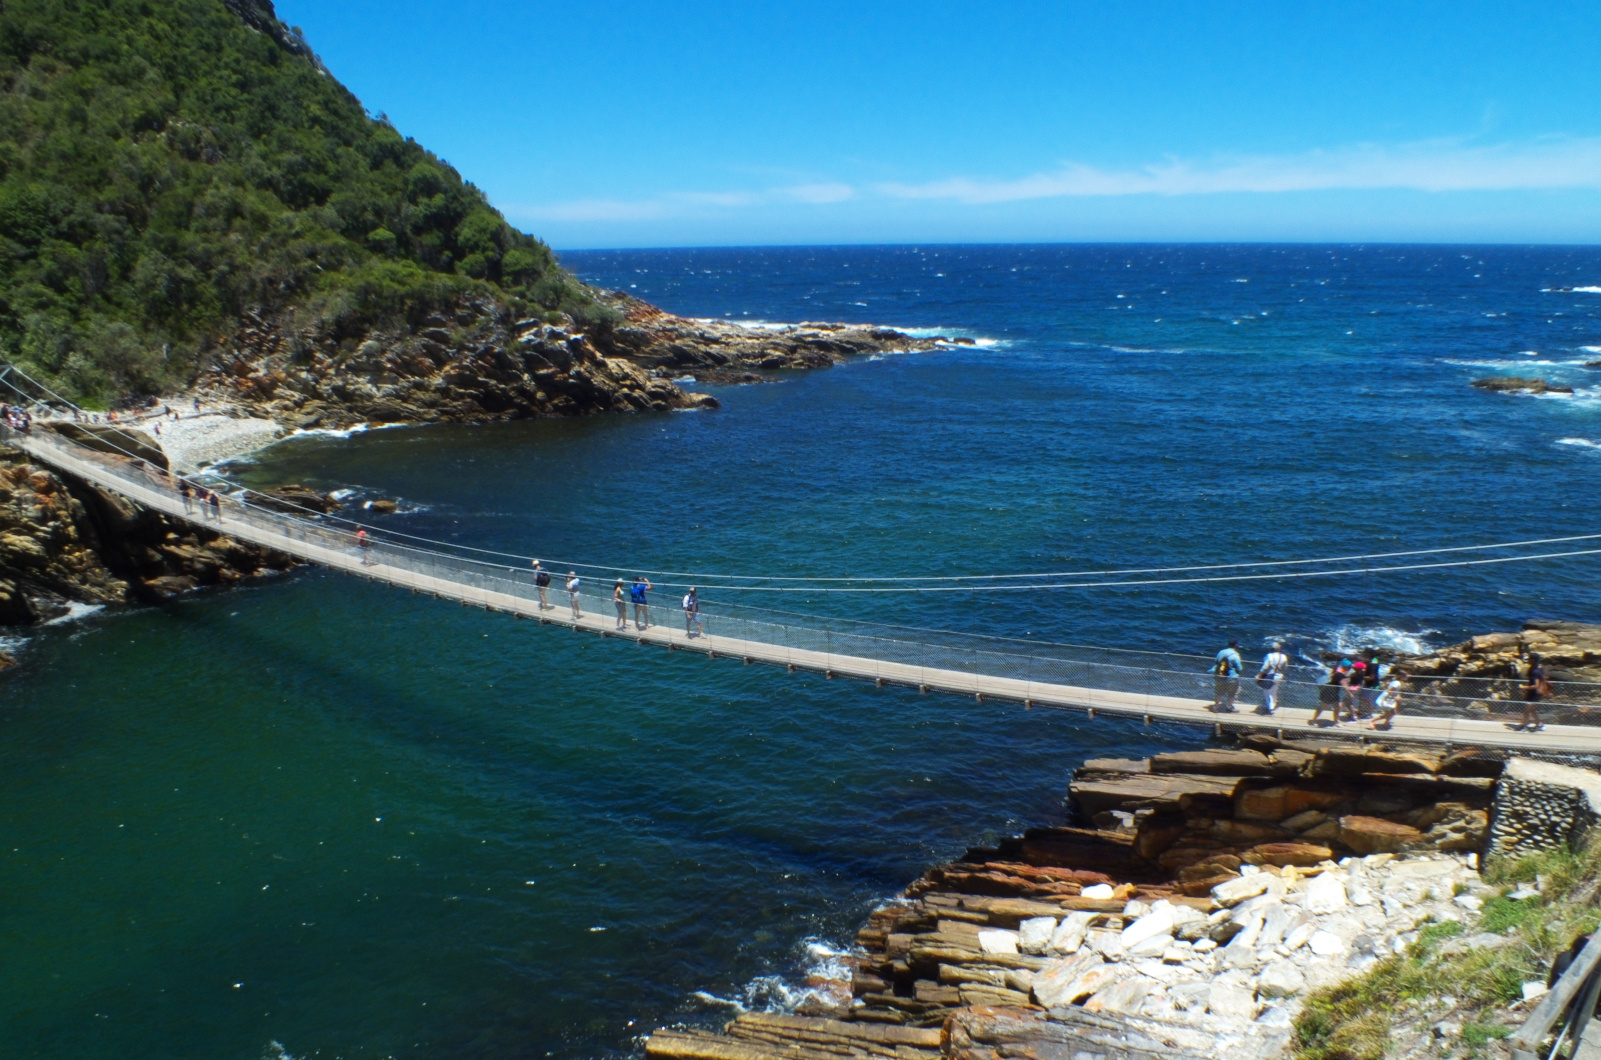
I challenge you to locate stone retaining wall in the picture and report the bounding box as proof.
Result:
[1487,758,1601,857]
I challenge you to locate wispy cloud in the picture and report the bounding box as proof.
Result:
[514,136,1601,225]
[879,136,1601,202]
[515,182,855,223]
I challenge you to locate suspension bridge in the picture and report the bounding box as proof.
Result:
[3,373,1601,755]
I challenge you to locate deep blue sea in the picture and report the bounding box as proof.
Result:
[4,244,1601,1060]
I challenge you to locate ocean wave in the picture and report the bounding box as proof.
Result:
[1574,286,1601,294]
[0,633,28,656]
[1557,437,1601,449]
[44,601,106,626]
[1325,623,1440,657]
[1580,346,1601,354]
[1439,358,1565,368]
[289,423,372,440]
[717,938,854,1015]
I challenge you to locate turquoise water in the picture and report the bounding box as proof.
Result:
[6,244,1601,1058]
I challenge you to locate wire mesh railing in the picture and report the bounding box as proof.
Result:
[7,415,1601,734]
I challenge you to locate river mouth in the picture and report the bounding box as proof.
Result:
[5,244,1601,1059]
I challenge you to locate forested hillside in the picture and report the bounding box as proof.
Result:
[0,0,602,405]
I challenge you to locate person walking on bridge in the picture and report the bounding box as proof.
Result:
[631,576,652,631]
[1519,653,1550,731]
[613,579,627,630]
[1256,642,1289,715]
[179,479,194,514]
[206,488,221,521]
[1210,640,1243,712]
[356,527,372,566]
[566,572,582,619]
[532,560,551,610]
[683,586,703,638]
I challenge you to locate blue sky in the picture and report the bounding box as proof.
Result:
[275,0,1601,248]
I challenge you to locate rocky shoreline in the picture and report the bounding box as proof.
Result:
[645,737,1574,1060]
[0,300,945,626]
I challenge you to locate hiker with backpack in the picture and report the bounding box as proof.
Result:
[630,576,651,630]
[566,572,582,618]
[683,587,703,638]
[532,559,551,610]
[1210,639,1243,712]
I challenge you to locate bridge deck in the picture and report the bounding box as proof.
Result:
[10,424,1601,755]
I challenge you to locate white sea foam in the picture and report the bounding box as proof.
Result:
[288,423,372,440]
[1325,623,1440,657]
[1440,358,1563,368]
[44,601,105,626]
[723,938,855,1015]
[1520,350,1541,356]
[1580,346,1601,354]
[1557,437,1601,449]
[1573,286,1601,294]
[0,634,28,656]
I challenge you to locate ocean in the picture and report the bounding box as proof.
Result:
[3,244,1600,1058]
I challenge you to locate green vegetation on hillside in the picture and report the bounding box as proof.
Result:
[0,0,603,405]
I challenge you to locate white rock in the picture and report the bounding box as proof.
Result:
[1192,938,1219,952]
[1170,903,1206,927]
[1207,982,1258,1019]
[1348,880,1376,906]
[1087,929,1125,958]
[1213,874,1271,907]
[1126,932,1174,960]
[1085,975,1156,1015]
[1223,944,1259,969]
[1048,911,1094,955]
[1257,960,1306,999]
[1231,911,1266,949]
[1031,951,1106,1008]
[1241,864,1262,875]
[1523,982,1550,1002]
[1282,915,1318,952]
[1258,903,1294,950]
[1122,900,1151,918]
[1170,981,1211,1011]
[1389,859,1456,879]
[978,928,1020,954]
[1305,873,1349,913]
[1509,884,1540,901]
[1018,916,1058,955]
[1454,894,1484,912]
[1258,1004,1297,1027]
[1122,907,1176,950]
[1081,883,1116,899]
[1308,930,1347,956]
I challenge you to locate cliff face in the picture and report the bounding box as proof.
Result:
[198,293,944,429]
[0,444,296,625]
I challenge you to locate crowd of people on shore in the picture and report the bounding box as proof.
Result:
[1209,639,1553,731]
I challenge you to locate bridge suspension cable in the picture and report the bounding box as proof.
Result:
[3,362,1599,595]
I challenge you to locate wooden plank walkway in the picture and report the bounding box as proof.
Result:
[14,426,1601,756]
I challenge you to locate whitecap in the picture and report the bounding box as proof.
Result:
[723,937,855,1015]
[44,601,105,626]
[1325,623,1439,657]
[288,423,371,440]
[1556,438,1601,449]
[1574,286,1601,294]
[327,488,357,501]
[1580,346,1601,354]
[1520,350,1541,356]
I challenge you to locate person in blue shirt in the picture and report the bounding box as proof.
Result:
[630,576,652,630]
[1211,639,1243,712]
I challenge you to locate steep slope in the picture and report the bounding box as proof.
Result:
[0,0,608,404]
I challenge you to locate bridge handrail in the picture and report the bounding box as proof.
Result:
[7,416,1601,727]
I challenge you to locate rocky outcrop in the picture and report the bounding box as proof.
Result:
[645,739,1523,1060]
[0,444,296,625]
[1401,619,1601,684]
[593,296,944,384]
[196,295,942,430]
[1471,377,1573,395]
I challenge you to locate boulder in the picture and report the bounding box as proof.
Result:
[1304,872,1348,913]
[1207,982,1257,1019]
[1339,815,1423,856]
[1084,975,1156,1016]
[1081,758,1149,773]
[1017,916,1056,955]
[1150,750,1274,776]
[1068,772,1243,816]
[1308,930,1347,956]
[1471,376,1573,395]
[977,929,1019,954]
[1312,749,1439,776]
[1243,841,1335,868]
[1120,907,1175,950]
[1212,874,1271,907]
[1281,810,1329,832]
[1257,961,1306,999]
[1031,952,1118,1008]
[1047,912,1094,954]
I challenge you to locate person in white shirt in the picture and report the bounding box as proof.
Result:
[1370,678,1404,730]
[1256,642,1290,715]
[566,572,582,618]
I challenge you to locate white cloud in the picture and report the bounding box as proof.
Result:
[878,136,1601,203]
[514,136,1601,226]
